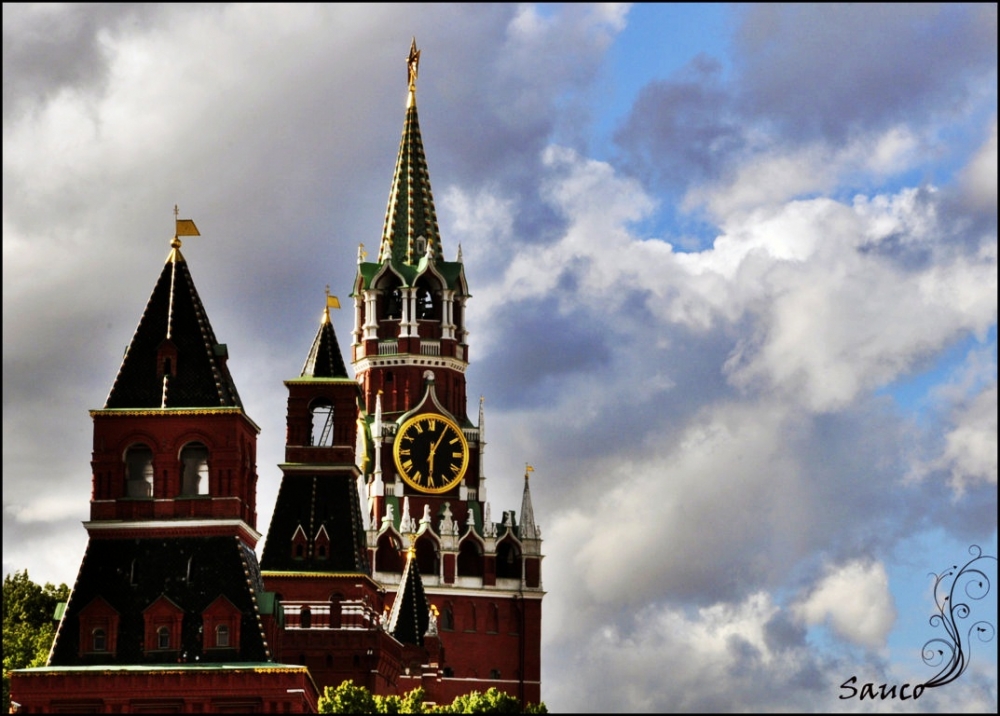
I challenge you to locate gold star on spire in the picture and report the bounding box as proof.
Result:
[407,38,420,91]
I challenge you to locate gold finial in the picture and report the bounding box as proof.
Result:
[172,205,181,249]
[407,533,417,557]
[525,464,535,479]
[407,38,420,92]
[358,242,367,263]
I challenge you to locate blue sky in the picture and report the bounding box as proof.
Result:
[3,4,996,712]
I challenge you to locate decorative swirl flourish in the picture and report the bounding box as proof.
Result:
[921,544,997,689]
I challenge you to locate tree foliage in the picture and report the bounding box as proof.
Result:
[2,570,71,712]
[318,681,546,714]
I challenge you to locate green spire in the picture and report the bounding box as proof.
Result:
[377,39,443,268]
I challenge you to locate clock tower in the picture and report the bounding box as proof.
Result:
[353,40,543,704]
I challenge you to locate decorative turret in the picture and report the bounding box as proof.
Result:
[261,290,366,572]
[518,466,539,541]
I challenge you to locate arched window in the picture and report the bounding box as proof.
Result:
[157,626,170,649]
[180,442,209,495]
[441,603,454,631]
[417,286,434,319]
[310,400,334,447]
[496,539,522,580]
[385,288,402,319]
[92,628,107,652]
[415,535,440,577]
[300,606,312,629]
[457,538,484,577]
[215,624,229,648]
[375,532,403,574]
[125,445,154,498]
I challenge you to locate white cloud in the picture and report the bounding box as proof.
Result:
[793,559,897,650]
[959,118,998,212]
[938,382,998,492]
[681,126,923,221]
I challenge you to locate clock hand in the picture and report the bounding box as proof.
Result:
[427,428,447,475]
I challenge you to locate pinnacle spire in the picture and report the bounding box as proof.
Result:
[519,465,539,541]
[377,39,443,267]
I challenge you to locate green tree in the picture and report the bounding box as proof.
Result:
[436,687,544,713]
[318,680,379,713]
[317,680,546,714]
[2,570,71,712]
[377,686,426,714]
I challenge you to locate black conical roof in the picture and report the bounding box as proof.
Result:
[104,244,242,409]
[387,547,430,646]
[259,474,369,573]
[300,310,348,378]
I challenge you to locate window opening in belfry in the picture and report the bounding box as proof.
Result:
[180,442,209,495]
[300,606,312,629]
[385,288,402,319]
[216,624,229,648]
[92,628,107,652]
[310,401,335,447]
[416,535,440,576]
[157,626,170,649]
[417,287,434,319]
[125,445,154,498]
[496,539,522,580]
[457,538,483,577]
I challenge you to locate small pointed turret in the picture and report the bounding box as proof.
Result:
[519,465,539,541]
[377,39,443,267]
[387,541,431,646]
[300,290,349,378]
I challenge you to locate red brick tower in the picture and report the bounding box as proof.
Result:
[352,40,544,705]
[259,295,435,695]
[10,220,319,713]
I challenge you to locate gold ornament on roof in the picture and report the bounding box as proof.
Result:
[407,38,420,91]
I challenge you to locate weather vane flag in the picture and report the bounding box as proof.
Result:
[174,205,200,238]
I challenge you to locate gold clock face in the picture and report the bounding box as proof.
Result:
[393,413,469,493]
